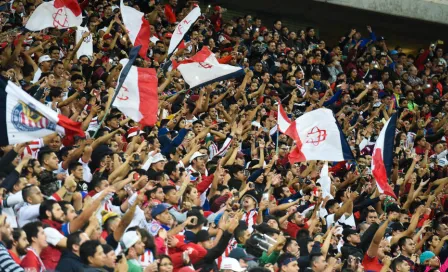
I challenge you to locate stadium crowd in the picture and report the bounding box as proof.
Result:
[0,0,448,271]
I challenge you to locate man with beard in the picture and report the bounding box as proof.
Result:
[0,215,25,271]
[122,231,147,271]
[5,228,29,264]
[38,199,68,270]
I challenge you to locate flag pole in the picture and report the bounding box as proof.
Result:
[92,45,142,138]
[276,103,279,155]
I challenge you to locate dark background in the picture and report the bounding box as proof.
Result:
[203,0,448,54]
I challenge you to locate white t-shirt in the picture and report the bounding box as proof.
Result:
[44,227,65,246]
[17,203,40,227]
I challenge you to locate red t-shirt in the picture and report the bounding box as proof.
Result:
[282,222,308,239]
[362,253,383,272]
[8,250,20,264]
[21,250,44,271]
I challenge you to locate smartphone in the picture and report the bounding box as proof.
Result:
[262,193,269,201]
[133,154,140,161]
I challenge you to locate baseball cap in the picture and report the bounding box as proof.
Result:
[229,247,255,261]
[164,33,173,39]
[38,55,52,64]
[420,251,436,264]
[342,228,358,242]
[151,204,167,218]
[120,231,140,250]
[127,126,144,138]
[101,211,119,225]
[389,50,398,55]
[220,258,245,272]
[144,153,167,169]
[189,151,207,163]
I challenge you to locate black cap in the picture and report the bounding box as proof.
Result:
[342,228,358,242]
[378,36,386,41]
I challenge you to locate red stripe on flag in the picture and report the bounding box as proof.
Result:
[286,120,306,163]
[54,0,82,16]
[172,46,212,69]
[372,148,397,198]
[135,18,151,59]
[57,114,85,137]
[136,67,158,126]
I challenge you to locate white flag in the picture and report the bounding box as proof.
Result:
[76,26,93,59]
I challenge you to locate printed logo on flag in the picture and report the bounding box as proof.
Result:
[306,126,327,146]
[116,86,129,101]
[52,8,69,28]
[11,102,56,132]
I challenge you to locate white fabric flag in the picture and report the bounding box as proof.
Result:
[76,27,93,59]
[167,6,201,56]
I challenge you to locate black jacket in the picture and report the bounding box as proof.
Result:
[55,250,85,272]
[194,230,233,272]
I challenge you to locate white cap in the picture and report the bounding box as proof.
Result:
[220,258,245,272]
[120,231,140,250]
[189,151,207,163]
[38,55,52,64]
[151,153,167,164]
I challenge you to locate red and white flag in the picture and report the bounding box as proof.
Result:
[167,6,201,56]
[277,102,291,133]
[120,0,151,59]
[172,46,244,89]
[279,107,354,163]
[113,59,158,126]
[25,0,82,31]
[0,78,84,146]
[371,114,397,198]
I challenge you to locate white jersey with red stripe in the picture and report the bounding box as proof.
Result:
[241,209,258,233]
[218,238,238,268]
[139,249,155,268]
[22,139,44,159]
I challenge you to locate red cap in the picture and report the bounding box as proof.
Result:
[164,33,173,38]
[127,126,142,138]
[214,5,221,11]
[103,33,113,40]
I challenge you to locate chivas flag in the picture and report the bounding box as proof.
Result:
[0,77,85,146]
[120,0,151,59]
[25,0,82,31]
[371,114,397,198]
[112,46,158,126]
[167,6,201,56]
[279,105,354,163]
[172,46,245,89]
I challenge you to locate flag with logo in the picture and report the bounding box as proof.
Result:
[76,26,93,59]
[167,6,201,56]
[0,77,85,146]
[25,0,82,31]
[279,106,354,163]
[120,0,151,59]
[371,114,397,198]
[112,46,158,126]
[172,46,245,89]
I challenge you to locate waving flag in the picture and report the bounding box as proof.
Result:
[283,109,354,163]
[173,46,244,89]
[371,114,397,198]
[278,103,291,133]
[120,0,151,59]
[167,6,201,56]
[0,77,84,146]
[76,26,93,58]
[316,162,333,199]
[112,46,158,126]
[25,0,82,31]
